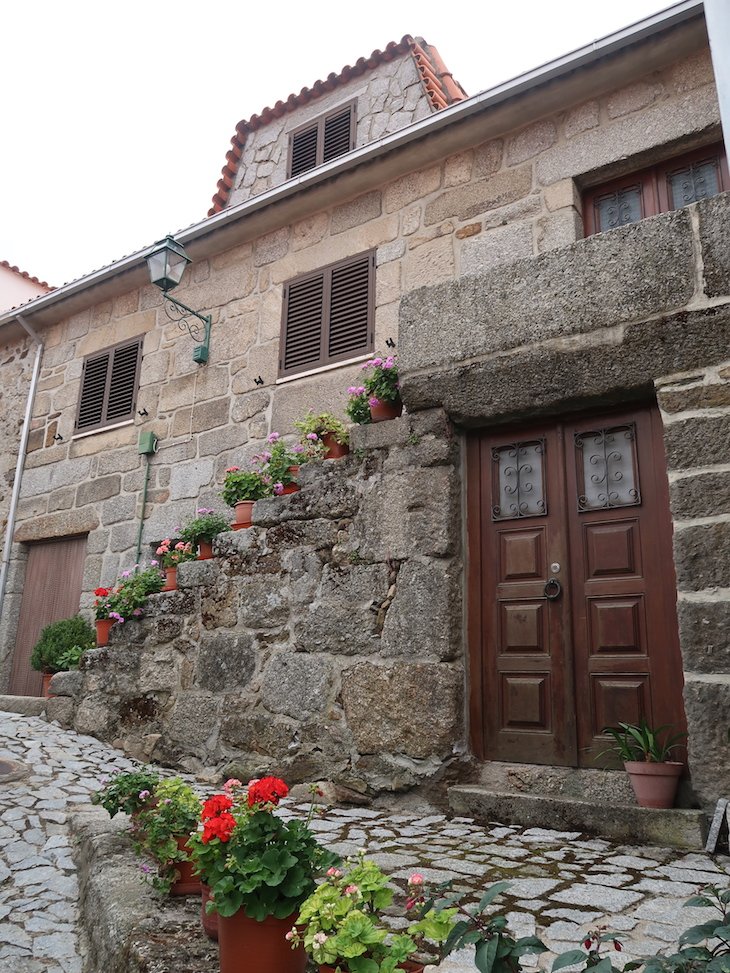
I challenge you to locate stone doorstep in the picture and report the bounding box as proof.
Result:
[448,786,707,851]
[0,695,46,716]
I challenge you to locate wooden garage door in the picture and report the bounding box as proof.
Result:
[9,535,87,696]
[467,404,686,767]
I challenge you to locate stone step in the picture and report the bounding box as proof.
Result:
[448,784,708,850]
[0,696,46,716]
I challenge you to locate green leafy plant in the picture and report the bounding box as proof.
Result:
[360,355,399,407]
[600,720,686,763]
[30,616,95,673]
[154,539,196,570]
[134,777,201,894]
[345,387,371,425]
[294,411,350,447]
[189,777,338,921]
[259,434,304,491]
[55,644,86,670]
[91,767,161,818]
[103,565,166,624]
[421,879,546,973]
[221,466,273,505]
[179,507,232,545]
[292,854,457,972]
[640,885,730,973]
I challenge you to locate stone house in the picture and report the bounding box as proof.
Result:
[2,3,730,824]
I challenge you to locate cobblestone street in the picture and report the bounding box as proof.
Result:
[1,711,729,972]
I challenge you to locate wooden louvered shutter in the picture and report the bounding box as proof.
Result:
[75,338,141,432]
[76,352,110,430]
[323,107,353,164]
[280,252,373,378]
[327,253,373,360]
[290,125,318,177]
[281,274,325,374]
[106,341,141,422]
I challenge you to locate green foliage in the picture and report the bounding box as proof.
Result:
[55,644,86,670]
[178,509,232,545]
[91,766,161,818]
[108,567,165,622]
[134,777,201,895]
[264,438,303,488]
[221,467,273,505]
[294,854,457,972]
[207,808,339,919]
[360,355,399,406]
[346,390,372,425]
[30,616,95,673]
[294,411,350,446]
[599,720,686,763]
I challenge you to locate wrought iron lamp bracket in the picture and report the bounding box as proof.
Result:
[162,294,212,364]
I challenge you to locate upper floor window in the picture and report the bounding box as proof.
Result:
[584,143,729,236]
[75,338,142,433]
[288,102,356,179]
[279,251,374,378]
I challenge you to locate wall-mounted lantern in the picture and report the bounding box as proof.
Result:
[146,236,211,364]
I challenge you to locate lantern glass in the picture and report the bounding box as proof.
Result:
[146,236,191,292]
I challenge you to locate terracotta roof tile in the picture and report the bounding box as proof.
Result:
[207,35,466,216]
[0,260,53,291]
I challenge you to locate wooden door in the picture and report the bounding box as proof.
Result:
[9,535,87,696]
[467,404,685,767]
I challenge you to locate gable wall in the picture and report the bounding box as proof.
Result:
[228,53,433,206]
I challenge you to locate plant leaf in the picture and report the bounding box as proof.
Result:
[552,949,588,971]
[475,936,499,973]
[478,882,511,911]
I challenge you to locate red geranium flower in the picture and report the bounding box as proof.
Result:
[247,776,289,807]
[94,587,110,597]
[201,794,233,820]
[202,811,236,843]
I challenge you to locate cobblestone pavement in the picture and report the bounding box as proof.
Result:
[2,711,730,973]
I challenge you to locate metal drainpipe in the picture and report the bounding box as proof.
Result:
[705,0,730,151]
[0,314,44,628]
[134,454,152,568]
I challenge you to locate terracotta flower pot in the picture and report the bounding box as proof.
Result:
[369,397,403,423]
[232,500,254,530]
[161,567,177,592]
[321,432,349,459]
[624,760,683,808]
[201,883,219,941]
[41,671,55,698]
[281,466,300,495]
[218,910,306,973]
[197,539,214,560]
[95,617,114,646]
[169,836,200,896]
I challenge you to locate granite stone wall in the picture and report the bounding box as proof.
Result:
[0,334,33,560]
[49,411,466,796]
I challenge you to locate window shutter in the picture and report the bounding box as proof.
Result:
[290,125,318,177]
[328,254,372,359]
[76,352,110,430]
[282,275,325,373]
[323,107,353,164]
[105,341,141,421]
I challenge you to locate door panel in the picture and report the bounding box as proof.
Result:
[467,403,686,768]
[10,535,87,696]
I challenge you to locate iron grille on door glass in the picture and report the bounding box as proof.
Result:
[289,104,355,178]
[75,338,142,432]
[280,252,374,377]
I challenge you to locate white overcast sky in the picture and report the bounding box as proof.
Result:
[1,0,675,287]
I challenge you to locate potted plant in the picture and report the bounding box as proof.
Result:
[179,507,232,560]
[261,433,304,495]
[93,566,166,643]
[359,355,401,423]
[600,719,686,808]
[188,776,338,973]
[222,466,273,528]
[91,766,161,820]
[30,616,95,695]
[134,777,202,895]
[291,854,457,973]
[345,385,371,426]
[154,541,196,591]
[93,587,118,646]
[294,412,350,459]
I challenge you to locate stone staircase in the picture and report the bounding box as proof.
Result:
[448,761,708,850]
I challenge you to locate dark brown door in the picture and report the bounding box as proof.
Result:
[467,404,685,767]
[9,535,87,696]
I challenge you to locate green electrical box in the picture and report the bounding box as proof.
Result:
[193,344,209,364]
[138,431,159,455]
